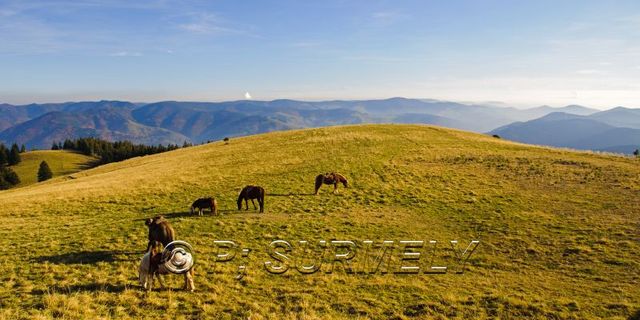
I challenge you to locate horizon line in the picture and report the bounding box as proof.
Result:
[0,97,629,111]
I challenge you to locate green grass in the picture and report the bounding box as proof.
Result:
[8,150,97,187]
[0,124,638,319]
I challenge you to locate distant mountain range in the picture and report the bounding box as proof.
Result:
[490,108,640,153]
[1,98,637,153]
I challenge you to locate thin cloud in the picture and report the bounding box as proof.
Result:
[177,12,240,35]
[110,51,143,57]
[371,10,407,25]
[0,9,18,17]
[291,41,323,48]
[342,55,416,63]
[576,69,601,75]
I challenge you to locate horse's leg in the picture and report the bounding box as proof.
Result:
[333,183,338,194]
[147,273,154,292]
[185,269,195,291]
[157,273,166,289]
[245,199,249,210]
[314,177,322,195]
[259,197,264,213]
[251,199,257,210]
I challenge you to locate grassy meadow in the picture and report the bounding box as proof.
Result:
[0,124,638,319]
[8,150,97,188]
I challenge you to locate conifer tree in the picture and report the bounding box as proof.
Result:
[0,144,7,166]
[8,144,21,165]
[37,161,53,182]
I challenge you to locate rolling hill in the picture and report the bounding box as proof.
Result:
[0,124,638,319]
[490,109,640,154]
[0,98,600,150]
[8,150,97,187]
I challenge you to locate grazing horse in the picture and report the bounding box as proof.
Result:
[190,197,218,216]
[314,172,349,195]
[237,185,265,213]
[145,216,175,253]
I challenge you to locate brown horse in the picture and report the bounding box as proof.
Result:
[145,216,175,253]
[190,197,218,216]
[314,172,349,195]
[237,185,265,213]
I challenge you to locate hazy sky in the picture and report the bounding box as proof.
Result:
[1,0,639,108]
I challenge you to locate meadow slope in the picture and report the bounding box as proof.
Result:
[8,150,97,188]
[0,124,638,319]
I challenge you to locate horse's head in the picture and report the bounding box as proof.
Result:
[334,173,348,188]
[237,194,243,210]
[190,205,195,215]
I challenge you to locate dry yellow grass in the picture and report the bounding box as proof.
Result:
[0,124,638,319]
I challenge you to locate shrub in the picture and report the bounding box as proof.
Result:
[0,166,20,190]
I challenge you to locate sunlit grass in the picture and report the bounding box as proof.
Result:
[0,124,638,319]
[8,150,96,187]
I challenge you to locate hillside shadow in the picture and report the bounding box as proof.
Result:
[31,283,127,295]
[33,250,137,265]
[158,210,236,219]
[79,158,101,170]
[157,211,193,219]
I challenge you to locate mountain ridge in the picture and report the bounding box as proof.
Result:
[490,109,640,153]
[2,98,634,151]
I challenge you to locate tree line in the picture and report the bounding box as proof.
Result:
[0,143,26,190]
[51,138,193,165]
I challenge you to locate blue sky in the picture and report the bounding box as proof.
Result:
[0,0,639,108]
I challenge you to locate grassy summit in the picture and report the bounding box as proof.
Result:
[8,150,96,187]
[0,124,638,319]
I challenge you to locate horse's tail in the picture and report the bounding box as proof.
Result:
[314,174,323,194]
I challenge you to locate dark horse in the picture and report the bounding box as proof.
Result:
[314,172,349,195]
[190,197,218,216]
[237,185,265,213]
